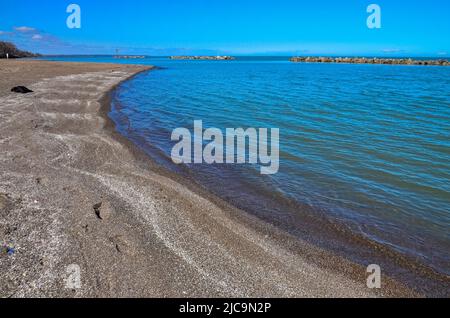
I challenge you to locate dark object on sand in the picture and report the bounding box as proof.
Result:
[11,86,33,94]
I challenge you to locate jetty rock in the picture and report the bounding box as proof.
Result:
[290,56,450,66]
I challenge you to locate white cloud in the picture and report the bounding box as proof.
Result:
[32,34,43,40]
[14,26,36,32]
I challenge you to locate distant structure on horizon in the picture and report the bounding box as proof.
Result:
[170,56,235,61]
[112,48,146,59]
[114,55,146,59]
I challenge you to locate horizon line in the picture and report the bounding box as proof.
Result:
[36,53,449,59]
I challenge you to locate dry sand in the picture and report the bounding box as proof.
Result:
[0,60,416,297]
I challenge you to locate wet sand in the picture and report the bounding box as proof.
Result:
[0,60,416,297]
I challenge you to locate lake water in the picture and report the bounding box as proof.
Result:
[40,56,450,279]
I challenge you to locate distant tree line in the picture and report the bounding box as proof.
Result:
[0,41,40,58]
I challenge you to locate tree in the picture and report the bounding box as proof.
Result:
[0,41,40,58]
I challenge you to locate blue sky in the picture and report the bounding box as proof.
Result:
[1,0,449,56]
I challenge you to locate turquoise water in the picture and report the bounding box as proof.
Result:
[41,56,450,278]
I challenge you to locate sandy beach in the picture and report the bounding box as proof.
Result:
[0,60,417,298]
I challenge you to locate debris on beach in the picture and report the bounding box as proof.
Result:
[7,246,15,255]
[11,86,34,94]
[3,245,16,256]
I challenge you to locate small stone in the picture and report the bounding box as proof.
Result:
[93,201,113,220]
[0,193,9,210]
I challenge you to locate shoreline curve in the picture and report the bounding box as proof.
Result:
[0,60,425,297]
